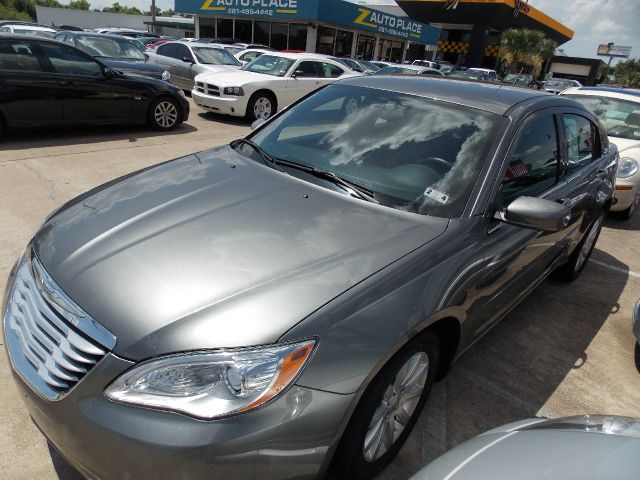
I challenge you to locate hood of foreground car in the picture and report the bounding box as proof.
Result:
[101,58,165,75]
[195,69,281,86]
[32,146,448,360]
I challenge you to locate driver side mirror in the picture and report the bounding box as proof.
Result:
[183,56,195,64]
[496,196,571,232]
[292,69,305,78]
[103,67,114,79]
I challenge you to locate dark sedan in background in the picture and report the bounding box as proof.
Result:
[52,31,171,82]
[2,76,616,479]
[0,36,189,136]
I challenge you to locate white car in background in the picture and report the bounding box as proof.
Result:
[0,24,56,38]
[467,67,498,82]
[235,48,271,66]
[192,52,361,121]
[562,86,640,219]
[544,78,582,94]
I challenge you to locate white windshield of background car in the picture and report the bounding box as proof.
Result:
[546,80,575,89]
[243,55,294,76]
[249,84,501,217]
[192,47,241,66]
[566,95,640,141]
[77,37,146,60]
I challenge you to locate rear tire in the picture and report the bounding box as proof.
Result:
[246,92,276,122]
[554,213,604,282]
[331,332,440,479]
[147,97,181,131]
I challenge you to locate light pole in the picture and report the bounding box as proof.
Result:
[152,0,156,32]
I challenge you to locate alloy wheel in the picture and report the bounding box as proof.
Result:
[575,217,601,272]
[363,352,429,462]
[254,97,273,120]
[154,101,178,128]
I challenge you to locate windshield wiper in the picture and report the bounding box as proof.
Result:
[230,138,282,171]
[272,158,380,204]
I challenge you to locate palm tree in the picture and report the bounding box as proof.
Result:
[498,28,557,75]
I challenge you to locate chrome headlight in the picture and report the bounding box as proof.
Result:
[224,86,245,96]
[617,157,639,179]
[161,70,171,82]
[105,339,316,419]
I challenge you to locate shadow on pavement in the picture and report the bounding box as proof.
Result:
[48,443,84,480]
[198,111,252,127]
[604,209,640,231]
[2,123,199,151]
[376,249,629,479]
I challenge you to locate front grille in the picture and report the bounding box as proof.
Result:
[3,253,116,400]
[195,81,220,96]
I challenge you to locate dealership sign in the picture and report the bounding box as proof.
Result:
[175,0,440,44]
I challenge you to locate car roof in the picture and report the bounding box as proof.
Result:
[562,86,640,102]
[386,64,438,72]
[7,25,56,32]
[335,75,561,115]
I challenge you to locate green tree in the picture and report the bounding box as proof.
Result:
[102,2,141,14]
[498,28,557,75]
[68,0,90,9]
[611,59,640,87]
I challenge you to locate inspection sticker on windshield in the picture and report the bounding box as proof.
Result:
[424,187,450,204]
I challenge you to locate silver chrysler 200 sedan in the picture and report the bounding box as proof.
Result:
[3,77,617,480]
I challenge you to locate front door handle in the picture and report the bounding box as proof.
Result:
[596,168,608,179]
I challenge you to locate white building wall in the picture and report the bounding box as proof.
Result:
[36,6,152,31]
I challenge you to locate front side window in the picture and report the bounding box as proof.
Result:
[562,114,596,174]
[244,84,501,218]
[294,61,322,78]
[174,44,194,62]
[502,115,559,206]
[39,43,103,77]
[0,41,43,72]
[157,43,177,59]
[193,47,241,66]
[243,55,294,77]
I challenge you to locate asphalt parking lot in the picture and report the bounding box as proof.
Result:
[1,98,639,480]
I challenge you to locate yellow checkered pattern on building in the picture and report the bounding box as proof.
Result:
[485,44,501,57]
[437,40,469,54]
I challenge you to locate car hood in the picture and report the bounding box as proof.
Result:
[195,69,279,86]
[32,147,448,360]
[609,136,640,155]
[100,58,165,74]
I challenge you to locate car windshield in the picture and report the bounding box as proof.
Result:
[243,55,294,76]
[15,28,55,39]
[192,47,241,65]
[223,46,243,55]
[546,80,574,89]
[76,36,146,60]
[358,60,379,72]
[565,94,640,141]
[244,84,501,218]
[504,74,532,84]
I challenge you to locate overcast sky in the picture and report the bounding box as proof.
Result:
[83,0,638,61]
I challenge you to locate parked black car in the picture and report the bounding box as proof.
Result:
[0,36,189,136]
[52,32,170,81]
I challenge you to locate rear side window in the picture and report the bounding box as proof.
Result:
[39,43,103,77]
[562,114,596,174]
[502,115,559,206]
[0,41,43,72]
[322,62,343,78]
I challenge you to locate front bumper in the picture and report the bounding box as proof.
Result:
[8,352,354,480]
[192,90,247,117]
[611,180,639,211]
